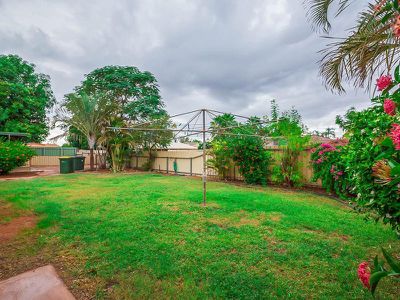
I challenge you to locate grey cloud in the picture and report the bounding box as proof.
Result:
[0,0,371,139]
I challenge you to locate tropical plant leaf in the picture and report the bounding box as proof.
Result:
[306,1,400,92]
[370,270,389,295]
[381,248,400,273]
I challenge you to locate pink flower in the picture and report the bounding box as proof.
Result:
[384,99,397,116]
[393,15,400,37]
[389,123,400,150]
[374,0,388,12]
[357,262,371,290]
[376,75,392,91]
[337,171,343,176]
[316,158,323,164]
[321,143,333,149]
[330,165,336,174]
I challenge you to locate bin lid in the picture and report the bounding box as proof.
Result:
[59,156,72,159]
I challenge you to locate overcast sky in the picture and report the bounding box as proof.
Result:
[0,0,371,140]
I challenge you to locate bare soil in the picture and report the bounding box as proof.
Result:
[0,203,37,243]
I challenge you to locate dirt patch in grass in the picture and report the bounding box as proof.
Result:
[236,217,260,227]
[0,215,37,243]
[63,186,119,201]
[0,201,15,221]
[203,202,221,209]
[164,205,180,212]
[162,202,181,212]
[208,217,231,228]
[331,232,350,241]
[207,211,264,229]
[0,201,37,242]
[268,212,283,222]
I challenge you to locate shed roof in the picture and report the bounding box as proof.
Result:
[0,131,29,137]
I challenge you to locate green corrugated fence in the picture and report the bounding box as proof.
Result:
[31,147,77,156]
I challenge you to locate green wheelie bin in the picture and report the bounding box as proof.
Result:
[73,156,85,171]
[59,157,74,174]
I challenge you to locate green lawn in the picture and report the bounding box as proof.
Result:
[0,173,399,299]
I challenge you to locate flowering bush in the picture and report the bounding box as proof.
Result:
[0,140,35,174]
[375,0,400,37]
[389,123,400,149]
[311,139,350,197]
[311,68,400,232]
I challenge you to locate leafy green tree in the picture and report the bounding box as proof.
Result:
[98,124,135,173]
[266,101,310,187]
[270,99,279,122]
[65,126,89,149]
[55,93,116,170]
[137,116,174,163]
[69,65,171,171]
[76,65,166,122]
[322,127,336,138]
[209,114,271,184]
[0,54,55,142]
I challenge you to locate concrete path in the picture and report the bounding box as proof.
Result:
[0,265,75,300]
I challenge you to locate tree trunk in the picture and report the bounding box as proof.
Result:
[90,147,94,171]
[88,135,96,171]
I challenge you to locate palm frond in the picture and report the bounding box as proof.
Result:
[304,0,353,32]
[319,4,400,92]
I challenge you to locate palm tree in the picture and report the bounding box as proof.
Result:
[55,93,116,170]
[305,0,400,92]
[323,127,336,138]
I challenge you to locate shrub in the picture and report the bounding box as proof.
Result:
[0,140,35,174]
[209,114,272,185]
[207,140,233,180]
[231,136,271,185]
[311,69,400,232]
[311,139,350,197]
[272,135,310,187]
[267,103,310,187]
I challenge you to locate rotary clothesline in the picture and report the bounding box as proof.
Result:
[107,108,282,206]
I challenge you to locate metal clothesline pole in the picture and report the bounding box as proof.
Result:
[202,109,207,206]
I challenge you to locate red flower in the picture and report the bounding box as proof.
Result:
[393,15,400,37]
[330,165,336,174]
[376,75,392,91]
[357,262,371,290]
[383,99,397,116]
[389,123,400,150]
[321,143,333,149]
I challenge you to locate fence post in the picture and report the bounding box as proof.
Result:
[190,158,193,176]
[136,156,139,169]
[166,157,169,174]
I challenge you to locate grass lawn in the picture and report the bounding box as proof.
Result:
[0,173,399,299]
